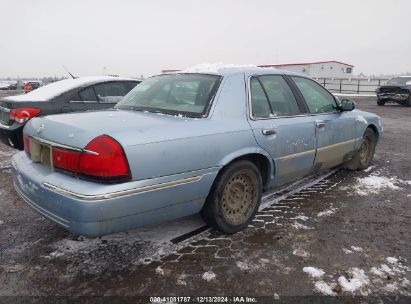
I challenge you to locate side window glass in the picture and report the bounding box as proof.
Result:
[250,78,271,118]
[94,82,129,103]
[292,77,336,113]
[125,81,139,91]
[68,92,81,101]
[259,75,301,116]
[79,87,97,102]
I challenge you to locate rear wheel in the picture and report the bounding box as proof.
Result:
[345,128,377,171]
[406,95,411,107]
[201,160,262,234]
[377,99,385,106]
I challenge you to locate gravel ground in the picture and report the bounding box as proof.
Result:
[0,97,410,302]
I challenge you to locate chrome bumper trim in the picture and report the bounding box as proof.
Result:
[317,138,356,152]
[43,175,203,201]
[28,135,98,155]
[277,149,316,161]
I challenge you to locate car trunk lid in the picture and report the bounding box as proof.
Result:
[23,108,193,149]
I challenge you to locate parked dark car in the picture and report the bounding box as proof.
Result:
[376,76,411,106]
[0,76,140,149]
[23,81,43,93]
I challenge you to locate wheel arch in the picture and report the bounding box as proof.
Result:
[217,148,274,188]
[367,124,380,142]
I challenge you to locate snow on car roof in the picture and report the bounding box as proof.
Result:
[175,63,302,78]
[5,76,135,101]
[181,63,258,74]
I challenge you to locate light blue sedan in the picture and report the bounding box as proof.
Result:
[11,67,383,236]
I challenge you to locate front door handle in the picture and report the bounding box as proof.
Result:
[262,128,277,135]
[316,120,326,128]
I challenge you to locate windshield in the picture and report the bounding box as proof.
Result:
[116,74,221,117]
[386,77,411,86]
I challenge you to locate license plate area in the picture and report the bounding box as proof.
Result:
[0,107,10,125]
[29,139,53,168]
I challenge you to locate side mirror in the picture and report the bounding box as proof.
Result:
[339,99,355,112]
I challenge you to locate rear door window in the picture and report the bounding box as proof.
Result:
[79,86,98,102]
[250,75,301,118]
[250,78,271,118]
[94,82,129,103]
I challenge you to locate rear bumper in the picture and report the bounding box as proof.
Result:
[0,123,23,149]
[11,152,219,236]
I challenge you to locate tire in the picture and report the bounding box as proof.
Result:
[377,99,385,106]
[406,95,411,107]
[345,128,377,171]
[201,160,262,234]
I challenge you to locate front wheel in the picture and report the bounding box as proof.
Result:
[377,99,385,106]
[201,160,262,234]
[345,128,377,171]
[406,95,411,107]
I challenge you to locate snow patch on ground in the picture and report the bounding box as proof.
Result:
[202,270,216,281]
[236,261,249,272]
[155,266,164,276]
[307,256,410,296]
[342,248,353,254]
[363,166,375,173]
[314,281,336,296]
[384,282,398,292]
[317,207,337,217]
[290,215,309,221]
[350,246,363,252]
[370,267,386,278]
[177,273,187,286]
[303,266,325,278]
[293,249,310,257]
[337,268,370,293]
[386,257,398,264]
[291,222,313,230]
[352,175,408,195]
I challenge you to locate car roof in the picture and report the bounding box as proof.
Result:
[4,76,138,102]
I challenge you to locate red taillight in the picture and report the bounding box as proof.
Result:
[50,135,131,183]
[78,135,131,182]
[52,148,81,173]
[23,133,31,156]
[10,108,41,124]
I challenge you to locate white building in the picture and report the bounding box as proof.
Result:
[259,60,354,78]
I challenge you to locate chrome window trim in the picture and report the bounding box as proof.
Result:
[247,75,338,121]
[42,175,203,201]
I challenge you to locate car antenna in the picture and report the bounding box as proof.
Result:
[62,65,77,79]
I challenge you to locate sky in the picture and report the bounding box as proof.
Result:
[0,0,410,78]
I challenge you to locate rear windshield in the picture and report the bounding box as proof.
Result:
[115,74,221,117]
[386,77,411,85]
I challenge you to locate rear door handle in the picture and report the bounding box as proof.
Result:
[262,128,277,135]
[316,120,326,128]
